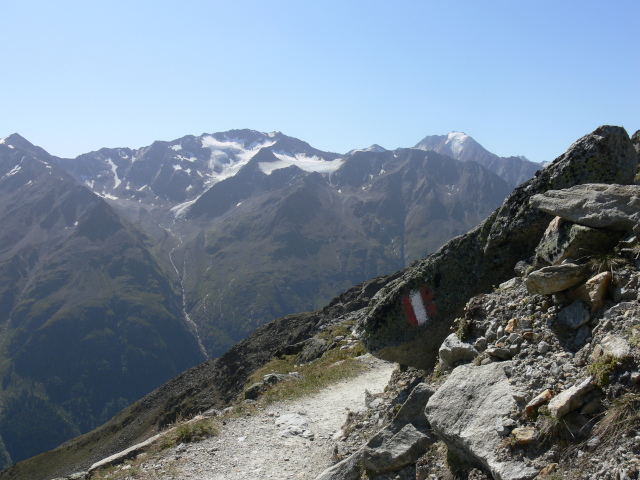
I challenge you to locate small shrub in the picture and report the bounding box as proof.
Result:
[453,317,472,340]
[160,419,219,449]
[536,407,561,444]
[588,252,627,276]
[588,393,640,450]
[587,354,620,388]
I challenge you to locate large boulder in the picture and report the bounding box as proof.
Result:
[425,362,539,480]
[530,184,640,233]
[360,126,637,369]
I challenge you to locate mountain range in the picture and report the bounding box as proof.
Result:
[0,129,540,467]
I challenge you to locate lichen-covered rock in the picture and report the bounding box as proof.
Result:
[244,382,266,400]
[523,263,588,295]
[534,216,623,266]
[296,337,328,364]
[360,126,637,369]
[425,362,539,480]
[531,184,640,233]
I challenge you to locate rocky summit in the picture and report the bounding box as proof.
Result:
[2,126,639,480]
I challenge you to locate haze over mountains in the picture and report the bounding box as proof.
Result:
[0,129,540,466]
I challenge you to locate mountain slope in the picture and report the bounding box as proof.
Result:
[415,131,541,186]
[0,135,204,467]
[179,147,513,356]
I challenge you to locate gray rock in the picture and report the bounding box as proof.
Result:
[600,334,633,360]
[499,277,522,290]
[531,184,640,233]
[244,382,266,400]
[363,423,433,474]
[574,324,591,347]
[486,347,512,360]
[439,333,478,369]
[263,373,295,385]
[296,337,328,364]
[534,216,623,266]
[390,382,435,431]
[313,448,363,480]
[425,363,539,480]
[474,337,488,351]
[361,126,637,369]
[523,263,588,295]
[557,301,591,330]
[537,341,550,354]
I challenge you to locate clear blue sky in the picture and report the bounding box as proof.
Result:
[1,0,638,163]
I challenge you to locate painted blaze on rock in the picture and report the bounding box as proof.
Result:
[402,285,437,327]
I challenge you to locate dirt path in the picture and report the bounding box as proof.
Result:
[135,355,395,479]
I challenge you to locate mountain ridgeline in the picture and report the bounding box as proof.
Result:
[0,129,539,469]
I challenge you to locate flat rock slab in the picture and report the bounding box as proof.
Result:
[531,184,640,232]
[425,362,539,480]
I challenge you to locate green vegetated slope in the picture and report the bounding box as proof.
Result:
[182,148,514,357]
[0,136,204,467]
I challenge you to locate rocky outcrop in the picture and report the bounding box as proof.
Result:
[361,125,638,369]
[531,184,640,234]
[425,362,539,480]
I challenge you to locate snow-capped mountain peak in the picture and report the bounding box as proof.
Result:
[445,131,469,157]
[347,144,388,155]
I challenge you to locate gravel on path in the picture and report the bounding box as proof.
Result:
[133,355,395,480]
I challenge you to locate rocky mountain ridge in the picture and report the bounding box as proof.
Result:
[3,125,636,480]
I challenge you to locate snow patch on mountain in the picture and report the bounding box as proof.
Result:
[171,198,198,218]
[106,158,122,189]
[171,144,182,151]
[201,135,277,183]
[445,132,469,157]
[98,192,119,201]
[3,164,21,178]
[0,137,5,144]
[260,153,343,175]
